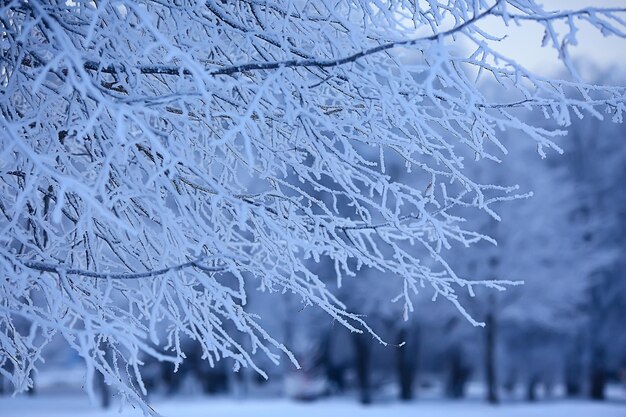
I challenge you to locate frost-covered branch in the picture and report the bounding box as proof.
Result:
[18,258,225,279]
[59,1,499,78]
[1,0,626,414]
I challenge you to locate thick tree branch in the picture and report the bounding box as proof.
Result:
[19,258,225,279]
[25,3,625,83]
[493,7,626,21]
[25,2,499,79]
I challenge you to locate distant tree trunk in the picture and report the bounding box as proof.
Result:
[199,366,229,395]
[95,371,111,409]
[588,276,608,401]
[565,371,582,397]
[589,345,606,400]
[322,331,347,394]
[564,335,583,397]
[233,366,253,398]
[485,309,498,404]
[94,342,112,408]
[353,334,371,405]
[0,361,14,396]
[544,377,554,399]
[502,368,517,396]
[26,379,35,396]
[225,359,242,397]
[446,345,470,399]
[525,375,539,402]
[396,327,417,401]
[326,363,347,394]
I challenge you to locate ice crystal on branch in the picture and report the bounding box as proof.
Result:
[0,0,625,413]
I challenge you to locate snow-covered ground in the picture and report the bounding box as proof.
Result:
[2,369,624,417]
[1,395,625,417]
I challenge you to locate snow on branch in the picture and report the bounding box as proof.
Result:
[18,257,225,279]
[57,1,499,78]
[1,0,625,414]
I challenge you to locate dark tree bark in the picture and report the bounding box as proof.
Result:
[321,332,347,394]
[589,346,606,400]
[95,371,111,409]
[565,374,582,397]
[396,327,418,401]
[23,368,36,396]
[94,342,112,408]
[485,309,499,404]
[199,368,229,394]
[446,345,470,399]
[0,361,14,396]
[353,334,371,405]
[564,335,583,397]
[502,368,517,396]
[525,375,539,402]
[588,275,608,401]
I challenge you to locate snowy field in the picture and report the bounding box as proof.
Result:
[1,395,625,417]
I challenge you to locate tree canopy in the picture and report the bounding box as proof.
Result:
[1,1,625,413]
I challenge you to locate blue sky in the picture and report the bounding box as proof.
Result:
[479,0,626,78]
